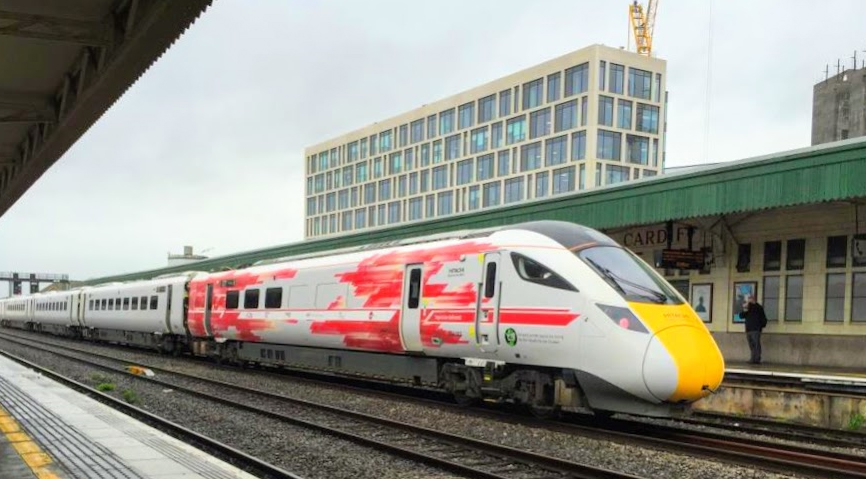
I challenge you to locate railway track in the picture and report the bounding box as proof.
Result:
[0,331,640,479]
[3,330,866,478]
[0,348,304,479]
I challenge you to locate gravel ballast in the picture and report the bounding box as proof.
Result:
[0,331,806,479]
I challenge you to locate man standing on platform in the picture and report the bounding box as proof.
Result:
[739,295,768,364]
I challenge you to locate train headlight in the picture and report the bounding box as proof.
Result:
[597,304,648,333]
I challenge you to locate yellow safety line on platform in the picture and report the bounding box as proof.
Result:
[0,405,60,479]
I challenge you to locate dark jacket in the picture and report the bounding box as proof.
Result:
[739,302,767,332]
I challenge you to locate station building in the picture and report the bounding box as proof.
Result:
[91,138,866,369]
[303,44,666,239]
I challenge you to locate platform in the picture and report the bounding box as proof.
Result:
[0,354,259,479]
[693,361,866,429]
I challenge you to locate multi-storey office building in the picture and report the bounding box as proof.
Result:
[304,44,666,239]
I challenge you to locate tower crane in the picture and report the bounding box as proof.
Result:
[629,0,658,56]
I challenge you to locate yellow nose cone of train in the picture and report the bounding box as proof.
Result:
[629,302,725,402]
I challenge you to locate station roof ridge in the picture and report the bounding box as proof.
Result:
[82,137,866,285]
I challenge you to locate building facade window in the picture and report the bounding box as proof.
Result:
[409,172,418,195]
[572,131,586,160]
[380,130,393,152]
[389,152,402,175]
[483,181,500,207]
[606,164,629,184]
[598,96,614,126]
[445,134,460,160]
[825,273,846,322]
[425,194,435,218]
[785,275,803,322]
[399,125,408,147]
[597,130,621,160]
[579,163,586,189]
[420,143,430,166]
[437,191,453,215]
[506,115,526,144]
[547,73,561,102]
[468,185,480,210]
[457,159,474,185]
[432,140,442,163]
[478,95,495,123]
[609,63,624,94]
[378,179,391,201]
[764,241,782,271]
[497,150,510,176]
[458,102,475,130]
[854,273,866,322]
[617,99,633,130]
[628,67,652,99]
[598,60,606,91]
[565,63,589,96]
[552,166,575,194]
[827,236,848,267]
[440,109,455,134]
[427,114,437,139]
[477,154,494,181]
[499,89,511,117]
[471,127,489,153]
[580,96,588,126]
[636,103,659,133]
[504,177,524,203]
[411,119,424,144]
[520,142,542,172]
[432,165,448,189]
[545,135,567,166]
[535,171,548,198]
[626,134,649,165]
[787,239,806,270]
[529,108,551,139]
[408,197,422,221]
[491,122,503,149]
[554,100,577,132]
[763,276,780,321]
[523,78,543,110]
[654,73,662,102]
[420,169,429,193]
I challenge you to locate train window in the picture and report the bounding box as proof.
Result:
[123,298,130,310]
[579,246,682,305]
[484,262,497,298]
[131,297,139,310]
[244,289,260,309]
[140,296,147,309]
[88,300,93,310]
[150,296,158,310]
[108,300,113,310]
[101,299,107,310]
[265,288,282,309]
[226,291,239,309]
[408,268,422,309]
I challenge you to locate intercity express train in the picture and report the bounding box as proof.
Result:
[0,221,725,416]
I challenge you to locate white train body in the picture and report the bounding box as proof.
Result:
[1,221,725,416]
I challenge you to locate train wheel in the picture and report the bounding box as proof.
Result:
[453,393,478,407]
[528,403,559,419]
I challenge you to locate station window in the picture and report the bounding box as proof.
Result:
[265,288,282,309]
[825,273,846,322]
[784,275,803,322]
[826,236,847,268]
[853,273,866,322]
[786,239,805,270]
[226,291,239,310]
[763,241,782,271]
[131,297,139,310]
[244,289,260,309]
[763,276,780,321]
[150,296,158,310]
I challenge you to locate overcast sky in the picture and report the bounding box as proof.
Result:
[1,0,864,289]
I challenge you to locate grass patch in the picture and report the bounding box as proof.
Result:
[90,373,109,384]
[95,383,115,392]
[847,412,865,431]
[122,389,138,404]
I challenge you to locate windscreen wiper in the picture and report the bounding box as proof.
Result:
[585,258,667,304]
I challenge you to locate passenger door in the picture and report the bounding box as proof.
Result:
[203,283,214,337]
[476,252,501,352]
[400,264,424,352]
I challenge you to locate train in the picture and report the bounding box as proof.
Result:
[0,220,725,417]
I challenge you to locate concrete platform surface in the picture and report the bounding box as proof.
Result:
[726,361,866,387]
[0,354,260,479]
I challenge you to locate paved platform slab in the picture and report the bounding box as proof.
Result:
[0,354,259,479]
[726,361,866,388]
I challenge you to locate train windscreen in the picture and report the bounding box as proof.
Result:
[578,246,683,305]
